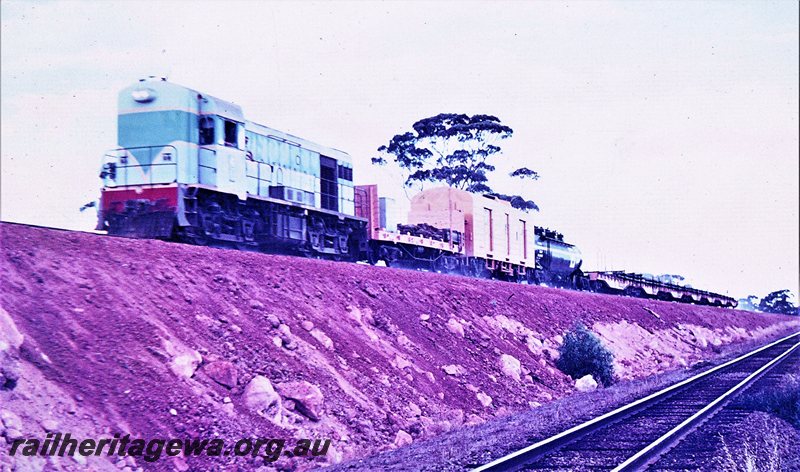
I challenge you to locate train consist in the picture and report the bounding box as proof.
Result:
[96,78,736,308]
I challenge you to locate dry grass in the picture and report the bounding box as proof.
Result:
[741,373,800,427]
[715,412,799,472]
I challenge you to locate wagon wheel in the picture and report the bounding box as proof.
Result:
[466,260,482,278]
[431,256,445,273]
[367,247,380,265]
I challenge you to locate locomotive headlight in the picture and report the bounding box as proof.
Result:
[132,88,157,103]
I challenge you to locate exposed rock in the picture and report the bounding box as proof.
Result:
[393,430,413,448]
[0,307,23,352]
[1,409,23,437]
[0,350,20,391]
[40,419,59,432]
[166,341,202,379]
[203,361,238,388]
[301,320,314,331]
[442,364,465,376]
[310,328,334,350]
[446,318,465,337]
[266,314,281,328]
[173,457,190,471]
[393,355,411,370]
[171,353,201,378]
[244,376,282,420]
[362,282,381,298]
[476,392,493,407]
[575,374,598,392]
[526,334,544,352]
[465,413,484,426]
[277,324,292,338]
[276,380,324,421]
[419,314,430,321]
[500,354,522,382]
[406,402,422,418]
[249,300,265,310]
[444,408,464,427]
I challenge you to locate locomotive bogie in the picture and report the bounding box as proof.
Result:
[176,188,366,259]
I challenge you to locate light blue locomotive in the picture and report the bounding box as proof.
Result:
[97,77,366,258]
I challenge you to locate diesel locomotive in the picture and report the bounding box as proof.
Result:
[97,78,736,307]
[98,77,365,259]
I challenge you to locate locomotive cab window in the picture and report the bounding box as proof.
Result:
[337,165,353,181]
[224,120,239,148]
[199,116,215,145]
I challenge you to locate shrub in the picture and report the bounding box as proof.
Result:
[556,323,615,387]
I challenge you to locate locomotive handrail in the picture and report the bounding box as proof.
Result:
[265,134,301,148]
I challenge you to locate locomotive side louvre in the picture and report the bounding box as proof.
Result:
[97,78,366,259]
[243,121,356,216]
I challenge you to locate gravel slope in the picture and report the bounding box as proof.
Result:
[1,223,797,471]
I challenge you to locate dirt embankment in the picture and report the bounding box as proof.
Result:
[1,223,797,471]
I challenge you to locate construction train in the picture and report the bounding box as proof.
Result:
[96,78,737,308]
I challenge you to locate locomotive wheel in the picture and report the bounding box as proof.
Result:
[183,221,209,246]
[192,232,209,246]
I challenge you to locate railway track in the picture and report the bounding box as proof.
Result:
[474,331,800,471]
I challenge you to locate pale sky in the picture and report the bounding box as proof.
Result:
[1,0,797,299]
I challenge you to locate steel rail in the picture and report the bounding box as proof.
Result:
[613,338,800,471]
[473,330,800,471]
